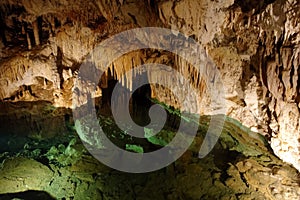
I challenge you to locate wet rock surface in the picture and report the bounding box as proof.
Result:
[0,114,299,200]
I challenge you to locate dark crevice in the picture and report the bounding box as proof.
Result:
[148,0,156,9]
[275,34,284,65]
[0,11,7,46]
[56,46,64,89]
[290,62,294,90]
[39,16,50,44]
[87,16,107,30]
[234,0,276,13]
[212,145,243,170]
[36,156,55,173]
[0,190,55,200]
[127,13,137,24]
[239,172,249,187]
[277,65,285,100]
[264,101,273,141]
[240,62,254,95]
[219,167,230,185]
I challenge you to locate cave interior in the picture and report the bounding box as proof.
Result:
[0,0,300,199]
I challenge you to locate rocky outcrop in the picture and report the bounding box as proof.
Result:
[0,157,53,193]
[0,0,299,172]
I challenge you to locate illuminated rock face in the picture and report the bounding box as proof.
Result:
[0,0,299,171]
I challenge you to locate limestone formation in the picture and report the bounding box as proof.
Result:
[0,0,299,179]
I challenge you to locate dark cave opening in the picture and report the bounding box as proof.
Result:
[99,70,153,127]
[131,84,152,126]
[95,71,186,153]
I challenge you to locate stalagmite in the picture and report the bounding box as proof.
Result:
[32,19,40,46]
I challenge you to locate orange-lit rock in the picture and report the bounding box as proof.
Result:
[0,0,299,172]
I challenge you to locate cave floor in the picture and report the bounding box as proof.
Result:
[0,112,299,200]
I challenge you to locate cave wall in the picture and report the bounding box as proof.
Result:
[0,0,299,171]
[154,0,300,171]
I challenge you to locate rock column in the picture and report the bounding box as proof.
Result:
[32,19,40,46]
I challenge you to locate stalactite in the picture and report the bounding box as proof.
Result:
[21,23,25,35]
[32,19,40,46]
[50,16,55,36]
[46,14,55,37]
[26,32,32,50]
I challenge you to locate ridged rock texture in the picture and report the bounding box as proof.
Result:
[0,0,299,174]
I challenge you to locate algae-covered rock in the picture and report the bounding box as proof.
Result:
[0,112,299,199]
[0,157,53,194]
[45,137,86,167]
[125,144,144,153]
[74,115,106,149]
[144,128,175,146]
